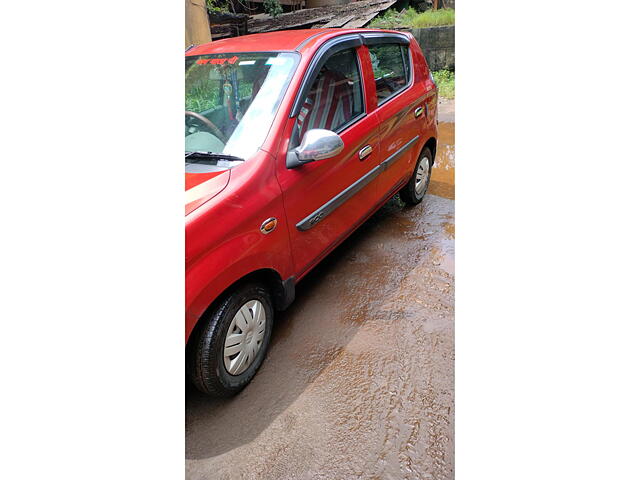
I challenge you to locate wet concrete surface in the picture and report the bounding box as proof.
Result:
[437,98,455,123]
[186,109,455,480]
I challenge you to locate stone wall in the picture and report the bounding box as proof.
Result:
[411,25,455,71]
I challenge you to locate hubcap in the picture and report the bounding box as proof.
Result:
[415,157,430,196]
[223,300,267,376]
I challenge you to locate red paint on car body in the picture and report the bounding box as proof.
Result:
[185,29,438,342]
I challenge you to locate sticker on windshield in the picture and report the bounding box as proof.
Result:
[196,56,239,66]
[265,57,286,66]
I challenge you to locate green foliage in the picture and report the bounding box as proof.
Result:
[186,82,221,113]
[432,69,454,99]
[369,7,418,28]
[185,60,261,113]
[412,8,455,27]
[185,61,219,112]
[370,7,454,29]
[370,44,405,80]
[206,0,229,14]
[264,0,283,18]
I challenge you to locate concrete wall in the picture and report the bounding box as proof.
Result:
[411,25,455,71]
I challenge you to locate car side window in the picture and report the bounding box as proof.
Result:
[295,48,364,141]
[368,44,411,105]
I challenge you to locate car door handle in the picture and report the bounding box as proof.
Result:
[359,145,373,160]
[414,106,424,118]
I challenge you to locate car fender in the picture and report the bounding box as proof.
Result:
[185,250,290,342]
[185,154,294,342]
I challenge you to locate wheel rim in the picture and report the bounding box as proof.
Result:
[223,300,267,376]
[415,156,430,197]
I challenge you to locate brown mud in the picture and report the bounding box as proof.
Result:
[430,122,455,200]
[186,116,455,480]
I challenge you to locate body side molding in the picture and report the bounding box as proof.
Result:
[296,164,383,231]
[295,135,420,231]
[381,135,419,170]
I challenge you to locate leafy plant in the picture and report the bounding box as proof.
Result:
[186,81,221,112]
[432,69,454,99]
[413,8,454,28]
[206,0,229,14]
[370,7,454,29]
[264,0,283,18]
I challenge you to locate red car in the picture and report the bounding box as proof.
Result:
[186,28,438,396]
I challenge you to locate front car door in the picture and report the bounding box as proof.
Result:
[275,35,381,279]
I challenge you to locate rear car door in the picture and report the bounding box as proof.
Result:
[365,34,427,199]
[275,36,381,278]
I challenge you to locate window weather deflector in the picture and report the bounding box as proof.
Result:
[361,33,410,46]
[290,34,364,118]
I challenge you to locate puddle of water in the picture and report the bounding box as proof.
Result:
[186,122,455,480]
[429,122,455,200]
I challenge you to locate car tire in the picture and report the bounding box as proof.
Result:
[187,282,274,397]
[400,147,433,205]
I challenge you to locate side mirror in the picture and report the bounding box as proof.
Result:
[286,128,344,169]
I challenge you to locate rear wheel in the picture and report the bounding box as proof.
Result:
[400,147,433,205]
[187,283,274,397]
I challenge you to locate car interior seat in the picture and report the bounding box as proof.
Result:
[296,67,355,139]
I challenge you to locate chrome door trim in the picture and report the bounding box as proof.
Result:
[295,135,420,231]
[359,145,373,160]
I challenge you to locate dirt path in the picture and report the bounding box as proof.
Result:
[186,108,455,480]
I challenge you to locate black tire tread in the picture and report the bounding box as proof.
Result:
[187,283,273,397]
[400,147,433,205]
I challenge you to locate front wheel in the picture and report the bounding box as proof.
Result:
[400,147,433,205]
[187,283,274,397]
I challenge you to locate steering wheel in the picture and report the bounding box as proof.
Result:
[185,111,227,144]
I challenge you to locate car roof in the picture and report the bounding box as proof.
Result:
[186,28,404,57]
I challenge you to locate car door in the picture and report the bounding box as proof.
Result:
[365,34,427,199]
[275,37,381,278]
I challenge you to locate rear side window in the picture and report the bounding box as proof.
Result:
[368,44,411,105]
[295,48,364,139]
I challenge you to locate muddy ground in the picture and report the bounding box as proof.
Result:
[186,100,455,480]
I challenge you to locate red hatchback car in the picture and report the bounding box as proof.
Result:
[186,28,438,396]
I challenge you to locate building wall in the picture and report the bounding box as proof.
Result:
[411,25,454,71]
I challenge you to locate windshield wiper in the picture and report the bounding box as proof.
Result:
[185,151,245,163]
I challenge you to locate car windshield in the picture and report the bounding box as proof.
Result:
[185,52,298,162]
